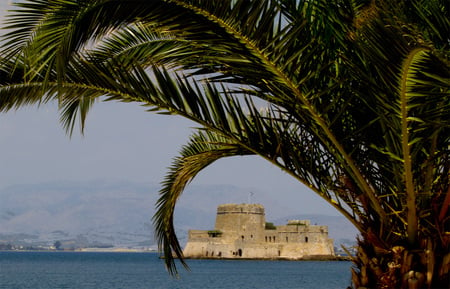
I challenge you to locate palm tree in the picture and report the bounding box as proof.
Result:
[0,0,448,288]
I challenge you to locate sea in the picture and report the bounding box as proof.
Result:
[0,252,353,289]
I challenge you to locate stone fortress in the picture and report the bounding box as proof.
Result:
[183,203,335,260]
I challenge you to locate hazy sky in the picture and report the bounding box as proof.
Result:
[0,2,338,216]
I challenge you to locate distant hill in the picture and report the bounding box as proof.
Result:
[0,181,158,249]
[0,180,358,249]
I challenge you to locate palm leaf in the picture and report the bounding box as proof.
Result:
[153,130,252,274]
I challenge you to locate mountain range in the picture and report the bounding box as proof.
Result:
[0,180,358,249]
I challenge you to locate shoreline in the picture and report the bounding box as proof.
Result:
[171,255,352,261]
[0,248,157,253]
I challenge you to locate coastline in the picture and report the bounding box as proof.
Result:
[77,247,155,253]
[0,248,157,253]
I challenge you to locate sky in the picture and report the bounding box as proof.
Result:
[0,1,338,216]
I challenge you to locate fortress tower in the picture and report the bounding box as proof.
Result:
[215,204,265,239]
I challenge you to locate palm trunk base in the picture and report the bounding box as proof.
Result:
[349,237,449,289]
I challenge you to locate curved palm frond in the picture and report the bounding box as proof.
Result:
[153,129,252,274]
[2,0,445,238]
[68,53,375,226]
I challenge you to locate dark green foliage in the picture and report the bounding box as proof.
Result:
[0,0,448,287]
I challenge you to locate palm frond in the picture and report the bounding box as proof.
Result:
[1,1,449,282]
[153,130,252,274]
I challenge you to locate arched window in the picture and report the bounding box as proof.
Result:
[286,236,288,242]
[305,236,309,243]
[238,249,243,257]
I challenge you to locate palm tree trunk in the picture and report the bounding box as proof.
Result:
[350,236,449,289]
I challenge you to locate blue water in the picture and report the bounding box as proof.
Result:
[0,252,352,289]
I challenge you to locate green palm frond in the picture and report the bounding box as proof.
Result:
[153,130,252,274]
[87,23,198,69]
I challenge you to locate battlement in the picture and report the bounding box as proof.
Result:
[287,220,310,226]
[216,203,265,215]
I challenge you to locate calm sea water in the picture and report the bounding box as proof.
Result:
[0,252,352,289]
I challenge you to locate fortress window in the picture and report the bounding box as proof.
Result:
[273,236,276,242]
[286,236,288,242]
[238,249,242,257]
[265,236,268,242]
[241,235,245,241]
[305,236,308,243]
